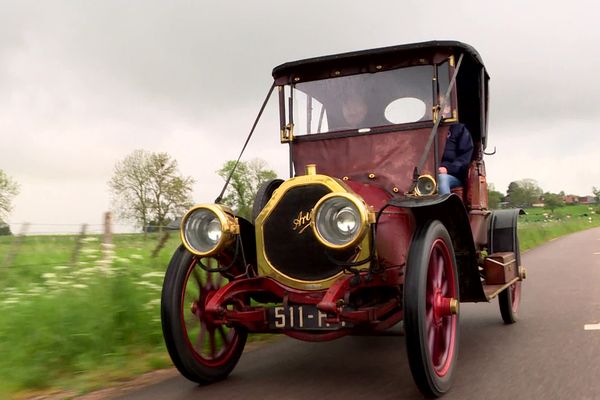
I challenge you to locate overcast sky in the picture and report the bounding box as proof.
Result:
[1,0,599,233]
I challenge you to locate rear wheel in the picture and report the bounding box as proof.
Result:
[252,179,284,223]
[498,240,522,324]
[404,220,459,398]
[498,280,521,324]
[161,246,247,384]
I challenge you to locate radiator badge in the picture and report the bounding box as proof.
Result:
[292,209,312,234]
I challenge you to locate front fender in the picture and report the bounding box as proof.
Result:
[389,194,487,302]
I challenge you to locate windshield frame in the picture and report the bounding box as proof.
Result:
[278,58,458,142]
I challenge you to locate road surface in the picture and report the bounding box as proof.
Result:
[116,227,600,400]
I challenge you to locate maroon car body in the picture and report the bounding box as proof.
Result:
[161,41,525,398]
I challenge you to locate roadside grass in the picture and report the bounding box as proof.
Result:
[518,204,600,250]
[0,233,180,398]
[0,205,599,398]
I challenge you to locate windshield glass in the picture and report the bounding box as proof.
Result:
[285,64,450,136]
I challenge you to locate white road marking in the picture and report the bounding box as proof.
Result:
[593,252,600,255]
[584,323,600,330]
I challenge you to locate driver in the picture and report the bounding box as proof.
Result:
[341,92,368,128]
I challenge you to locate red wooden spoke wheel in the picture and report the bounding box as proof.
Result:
[161,246,247,384]
[405,220,459,398]
[498,234,522,324]
[498,279,522,324]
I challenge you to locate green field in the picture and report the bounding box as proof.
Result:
[0,203,599,398]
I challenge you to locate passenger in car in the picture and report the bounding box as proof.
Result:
[438,123,473,194]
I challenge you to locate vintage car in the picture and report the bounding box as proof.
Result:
[161,40,526,397]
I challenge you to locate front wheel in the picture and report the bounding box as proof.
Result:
[161,246,247,384]
[404,220,460,398]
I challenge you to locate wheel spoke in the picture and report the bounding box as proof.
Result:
[434,325,446,366]
[427,325,436,356]
[426,304,434,323]
[185,312,198,329]
[192,268,204,290]
[435,254,444,288]
[208,328,217,359]
[196,321,207,353]
[206,270,215,290]
[215,272,224,288]
[217,326,230,346]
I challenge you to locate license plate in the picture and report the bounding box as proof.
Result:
[267,305,350,330]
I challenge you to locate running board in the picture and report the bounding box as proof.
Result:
[483,276,521,300]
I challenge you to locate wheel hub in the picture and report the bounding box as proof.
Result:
[432,291,458,325]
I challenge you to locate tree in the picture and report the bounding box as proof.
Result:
[543,192,564,213]
[109,150,195,232]
[0,169,19,219]
[506,179,543,208]
[593,187,600,204]
[487,183,504,209]
[217,159,277,219]
[0,222,11,236]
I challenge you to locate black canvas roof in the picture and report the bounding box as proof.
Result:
[272,40,487,82]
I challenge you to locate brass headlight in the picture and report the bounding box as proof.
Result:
[311,193,369,250]
[415,174,437,196]
[180,204,239,257]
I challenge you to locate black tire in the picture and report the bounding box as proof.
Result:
[498,238,522,324]
[404,220,460,398]
[252,179,284,223]
[161,246,247,384]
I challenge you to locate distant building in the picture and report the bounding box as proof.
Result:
[563,195,579,205]
[578,196,596,204]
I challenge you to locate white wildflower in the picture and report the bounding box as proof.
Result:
[54,265,70,270]
[72,284,88,289]
[144,298,161,309]
[142,272,164,278]
[130,254,144,260]
[135,281,162,291]
[82,248,100,254]
[42,272,57,280]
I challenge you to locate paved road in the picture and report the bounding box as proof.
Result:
[118,228,600,400]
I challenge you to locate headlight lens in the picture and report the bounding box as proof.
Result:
[312,193,369,249]
[181,205,238,256]
[415,175,437,196]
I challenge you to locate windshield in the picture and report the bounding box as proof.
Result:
[283,63,452,136]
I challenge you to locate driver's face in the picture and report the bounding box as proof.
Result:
[342,96,367,126]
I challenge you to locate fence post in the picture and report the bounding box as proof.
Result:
[2,223,29,268]
[103,212,112,245]
[99,212,114,275]
[151,231,170,258]
[71,223,88,266]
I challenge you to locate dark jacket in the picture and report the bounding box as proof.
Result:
[440,123,474,183]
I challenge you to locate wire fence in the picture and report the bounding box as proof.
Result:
[0,212,177,270]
